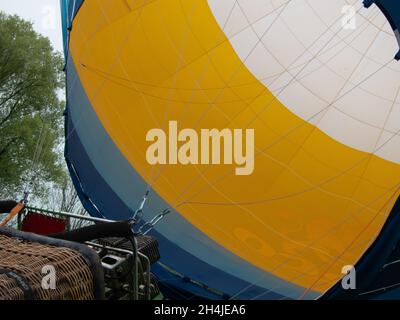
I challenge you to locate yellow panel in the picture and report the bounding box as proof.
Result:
[70,0,400,294]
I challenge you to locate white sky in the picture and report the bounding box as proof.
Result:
[0,0,64,53]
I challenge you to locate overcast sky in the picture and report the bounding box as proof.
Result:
[0,0,63,53]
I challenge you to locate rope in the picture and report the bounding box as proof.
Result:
[21,120,49,204]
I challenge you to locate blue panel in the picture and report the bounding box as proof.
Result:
[60,0,69,58]
[60,0,85,62]
[150,230,287,300]
[68,0,84,24]
[65,115,133,219]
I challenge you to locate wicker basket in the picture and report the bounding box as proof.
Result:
[0,227,104,300]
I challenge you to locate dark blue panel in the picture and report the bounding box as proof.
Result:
[364,0,400,60]
[321,195,400,300]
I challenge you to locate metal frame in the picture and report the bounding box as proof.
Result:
[17,206,153,300]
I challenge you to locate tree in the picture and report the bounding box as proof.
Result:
[45,176,91,230]
[0,12,65,200]
[46,175,84,215]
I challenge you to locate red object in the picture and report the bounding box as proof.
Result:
[21,212,66,236]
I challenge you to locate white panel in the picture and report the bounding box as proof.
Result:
[385,102,400,133]
[318,107,382,152]
[208,0,400,163]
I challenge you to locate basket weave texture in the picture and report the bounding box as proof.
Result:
[0,234,95,300]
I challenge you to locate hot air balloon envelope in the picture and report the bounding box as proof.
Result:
[62,0,400,299]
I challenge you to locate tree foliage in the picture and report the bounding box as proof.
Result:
[45,177,90,229]
[0,12,65,199]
